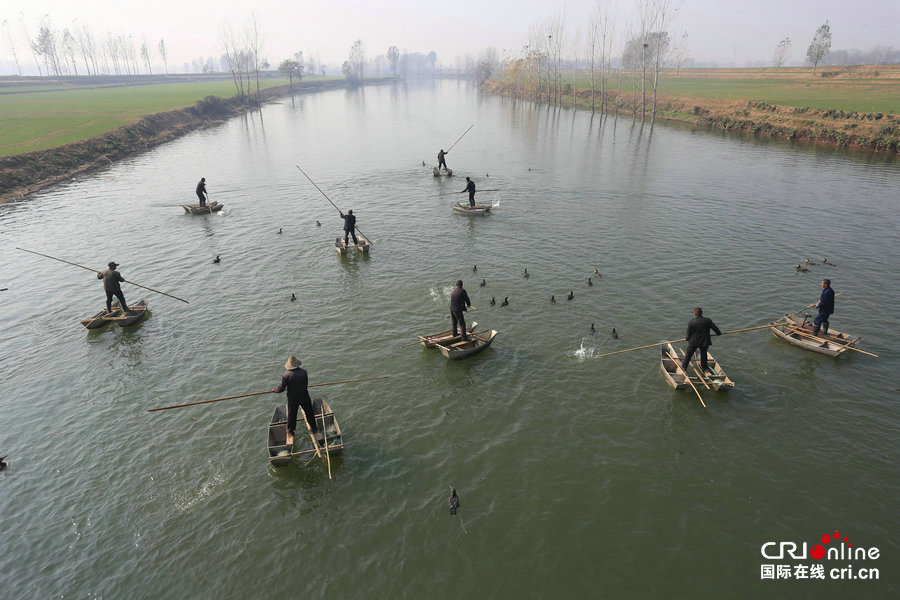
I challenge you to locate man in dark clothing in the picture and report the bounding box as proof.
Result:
[438,149,449,171]
[681,307,721,371]
[272,355,317,445]
[460,177,476,207]
[97,261,128,313]
[813,279,835,336]
[195,177,207,206]
[450,280,471,341]
[340,210,359,245]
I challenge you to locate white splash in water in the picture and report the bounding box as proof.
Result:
[429,286,453,303]
[570,339,596,361]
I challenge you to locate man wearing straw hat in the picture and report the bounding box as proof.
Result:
[97,261,128,313]
[272,356,317,446]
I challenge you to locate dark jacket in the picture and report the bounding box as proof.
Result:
[196,180,206,195]
[686,316,721,347]
[98,268,124,293]
[438,150,447,162]
[341,212,356,232]
[819,286,835,315]
[462,180,476,194]
[274,367,311,402]
[450,287,471,312]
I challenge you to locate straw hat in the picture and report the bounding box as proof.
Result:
[284,356,302,369]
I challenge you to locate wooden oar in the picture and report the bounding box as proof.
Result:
[318,406,332,479]
[780,325,878,357]
[679,348,711,390]
[147,377,388,412]
[664,343,706,408]
[446,124,474,152]
[297,405,322,459]
[594,323,784,359]
[16,247,190,304]
[295,165,373,245]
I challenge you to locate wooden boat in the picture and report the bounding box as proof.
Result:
[335,236,371,255]
[417,321,477,348]
[181,201,224,214]
[433,167,453,177]
[79,306,123,329]
[660,342,734,392]
[770,314,861,357]
[434,329,497,360]
[266,399,344,467]
[452,202,492,215]
[115,298,149,327]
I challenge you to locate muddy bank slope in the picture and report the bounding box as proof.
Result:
[0,79,392,203]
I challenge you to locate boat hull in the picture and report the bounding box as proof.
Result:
[335,237,370,255]
[771,314,860,357]
[452,202,491,215]
[435,329,497,360]
[418,322,477,348]
[267,399,344,467]
[182,201,223,215]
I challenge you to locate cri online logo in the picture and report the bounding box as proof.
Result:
[762,531,880,561]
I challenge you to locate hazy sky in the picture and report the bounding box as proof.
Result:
[2,0,897,72]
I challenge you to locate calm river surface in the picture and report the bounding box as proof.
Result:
[1,80,899,599]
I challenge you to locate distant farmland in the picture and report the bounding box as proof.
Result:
[566,65,900,114]
[0,77,291,157]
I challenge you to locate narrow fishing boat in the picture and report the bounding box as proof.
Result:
[79,306,123,329]
[417,322,477,348]
[116,298,149,327]
[182,201,224,215]
[266,399,344,467]
[335,237,371,255]
[660,342,734,391]
[452,202,492,215]
[433,329,498,360]
[433,167,453,177]
[770,314,861,357]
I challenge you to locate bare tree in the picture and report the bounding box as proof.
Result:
[140,35,152,74]
[20,19,43,76]
[245,12,265,103]
[672,31,689,75]
[62,28,78,75]
[806,21,831,75]
[220,23,245,96]
[34,21,63,76]
[75,26,96,75]
[773,37,791,68]
[158,39,168,74]
[279,57,302,88]
[348,39,365,82]
[2,20,23,76]
[387,45,399,76]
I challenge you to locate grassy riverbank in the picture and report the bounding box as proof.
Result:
[0,76,300,157]
[487,65,900,153]
[0,76,392,202]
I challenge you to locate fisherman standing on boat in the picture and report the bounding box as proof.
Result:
[340,210,358,245]
[97,262,128,313]
[272,356,317,446]
[450,280,471,341]
[460,177,476,207]
[195,177,208,207]
[681,307,721,372]
[813,279,835,336]
[438,149,449,172]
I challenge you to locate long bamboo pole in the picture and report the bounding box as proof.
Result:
[594,323,783,359]
[319,408,332,479]
[679,348,711,390]
[784,291,846,318]
[147,377,388,412]
[295,165,373,245]
[297,405,322,459]
[16,247,190,304]
[446,124,474,152]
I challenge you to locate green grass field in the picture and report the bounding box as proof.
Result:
[0,79,290,157]
[565,68,900,114]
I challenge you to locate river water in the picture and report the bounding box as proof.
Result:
[1,79,898,599]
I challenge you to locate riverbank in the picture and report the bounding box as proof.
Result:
[0,77,394,203]
[482,66,900,154]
